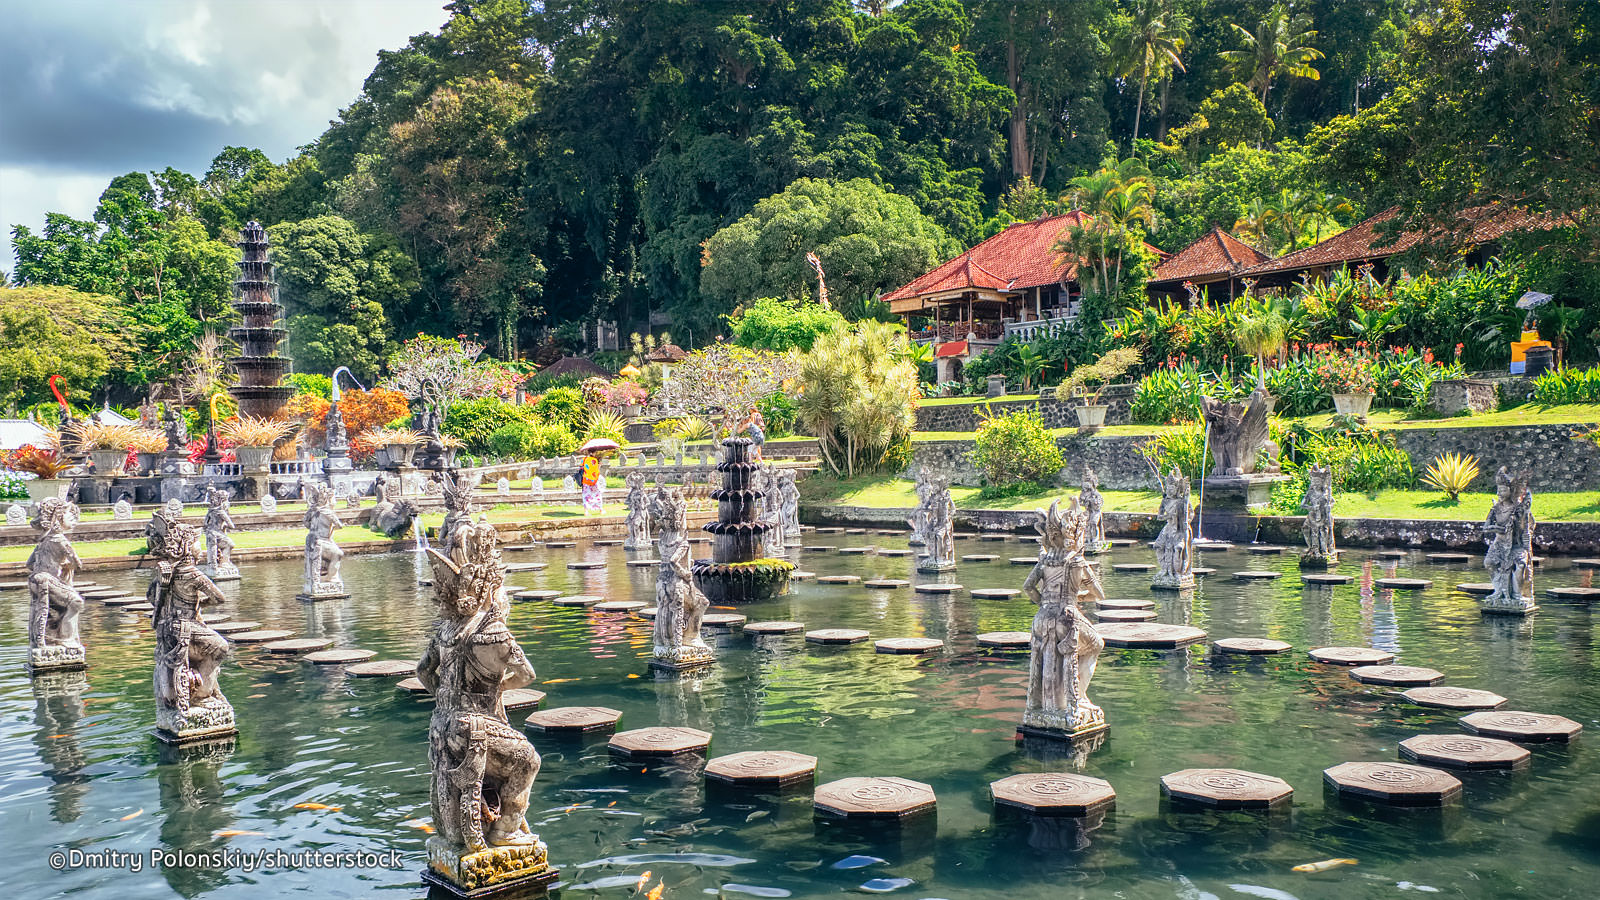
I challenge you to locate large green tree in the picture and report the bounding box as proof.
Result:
[0,286,131,411]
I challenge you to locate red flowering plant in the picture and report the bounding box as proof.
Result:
[1316,346,1377,394]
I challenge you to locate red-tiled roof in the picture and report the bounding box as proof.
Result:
[1148,226,1273,285]
[1239,204,1553,278]
[881,211,1095,304]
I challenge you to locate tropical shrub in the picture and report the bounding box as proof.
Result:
[531,387,587,431]
[282,373,333,399]
[1138,424,1208,480]
[1130,360,1247,424]
[582,409,629,444]
[657,344,799,437]
[727,297,850,352]
[487,421,579,460]
[757,391,798,438]
[217,416,295,447]
[1274,421,1414,503]
[1062,347,1141,404]
[1531,366,1600,404]
[1420,452,1481,500]
[796,321,919,477]
[443,397,534,454]
[3,444,74,477]
[970,408,1064,488]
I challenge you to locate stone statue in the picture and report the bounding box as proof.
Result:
[528,478,544,500]
[1151,467,1195,590]
[755,465,785,558]
[145,509,236,743]
[1299,464,1338,568]
[417,516,552,895]
[437,471,478,560]
[778,468,802,546]
[369,473,419,538]
[324,400,349,463]
[649,486,714,671]
[906,468,932,546]
[200,487,240,582]
[496,476,510,496]
[560,474,577,494]
[1482,467,1537,614]
[161,402,188,453]
[26,498,87,673]
[1078,467,1108,554]
[623,472,652,550]
[298,481,347,600]
[1200,388,1280,476]
[259,493,277,515]
[112,494,133,521]
[7,503,25,526]
[916,474,956,573]
[164,497,184,517]
[1021,499,1107,741]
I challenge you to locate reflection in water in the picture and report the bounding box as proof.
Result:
[32,669,90,823]
[156,739,236,898]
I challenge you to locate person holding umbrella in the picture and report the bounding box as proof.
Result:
[578,438,619,515]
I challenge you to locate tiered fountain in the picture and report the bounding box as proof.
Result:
[227,222,293,419]
[692,437,792,603]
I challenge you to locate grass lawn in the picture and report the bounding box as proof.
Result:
[1328,489,1600,522]
[1288,402,1600,431]
[799,474,1162,514]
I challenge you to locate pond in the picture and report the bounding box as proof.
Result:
[4,532,1600,899]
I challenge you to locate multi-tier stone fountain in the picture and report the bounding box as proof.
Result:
[227,222,293,419]
[692,437,792,603]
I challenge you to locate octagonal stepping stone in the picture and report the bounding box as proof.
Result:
[978,534,1008,542]
[789,571,816,580]
[593,539,624,547]
[706,750,817,787]
[1192,567,1217,577]
[1192,540,1232,550]
[1096,623,1207,649]
[1309,646,1395,666]
[838,547,874,555]
[545,541,576,549]
[806,628,870,645]
[815,527,845,534]
[595,600,647,612]
[1245,546,1284,555]
[913,583,962,594]
[1303,573,1353,585]
[609,726,712,757]
[878,549,914,557]
[1400,734,1529,770]
[524,706,621,734]
[1010,557,1038,565]
[1323,762,1460,806]
[1233,570,1282,581]
[636,607,658,619]
[745,621,805,635]
[970,587,1021,600]
[506,562,547,572]
[864,579,910,589]
[991,773,1116,816]
[814,776,936,820]
[346,659,417,678]
[976,631,1031,649]
[1107,539,1138,547]
[1213,637,1292,655]
[1376,577,1432,590]
[229,629,295,644]
[1572,559,1600,569]
[0,581,28,591]
[553,594,604,607]
[123,603,155,613]
[1351,665,1446,687]
[875,637,944,655]
[502,688,545,711]
[101,596,143,607]
[396,677,431,695]
[1460,710,1582,742]
[817,575,861,584]
[1111,563,1154,573]
[204,614,231,624]
[803,546,837,553]
[1402,686,1507,710]
[1375,549,1409,559]
[875,529,905,535]
[1099,597,1154,610]
[515,589,563,602]
[262,637,335,654]
[1095,608,1157,622]
[1427,553,1472,563]
[304,648,378,665]
[566,561,605,570]
[1161,769,1292,809]
[961,554,999,563]
[1546,586,1600,600]
[625,558,659,567]
[502,543,543,551]
[1456,583,1494,595]
[702,613,747,629]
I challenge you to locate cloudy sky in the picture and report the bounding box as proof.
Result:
[0,0,451,271]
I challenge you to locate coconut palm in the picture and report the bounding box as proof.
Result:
[1054,158,1155,302]
[1118,0,1190,145]
[1219,3,1324,105]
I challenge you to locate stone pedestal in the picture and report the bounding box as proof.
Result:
[1202,474,1289,513]
[1479,594,1538,616]
[28,644,87,674]
[155,701,238,744]
[201,564,241,583]
[296,580,350,603]
[915,560,957,574]
[648,647,716,673]
[423,835,556,899]
[1017,717,1108,744]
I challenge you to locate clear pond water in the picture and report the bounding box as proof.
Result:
[4,531,1600,899]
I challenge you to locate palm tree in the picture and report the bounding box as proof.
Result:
[1302,191,1354,243]
[1017,344,1047,392]
[1232,197,1273,249]
[1219,3,1324,105]
[1055,158,1154,301]
[1118,0,1190,145]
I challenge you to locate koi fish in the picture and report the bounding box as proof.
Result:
[543,678,580,684]
[646,881,665,900]
[293,803,341,811]
[1293,858,1357,873]
[120,809,144,821]
[214,830,264,838]
[401,819,435,833]
[626,674,640,679]
[634,871,652,892]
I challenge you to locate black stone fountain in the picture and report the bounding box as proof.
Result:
[692,437,793,603]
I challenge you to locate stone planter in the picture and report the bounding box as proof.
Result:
[621,403,642,417]
[136,452,161,476]
[25,478,69,503]
[1073,404,1109,430]
[384,444,417,467]
[235,446,273,469]
[1332,392,1374,418]
[88,449,127,475]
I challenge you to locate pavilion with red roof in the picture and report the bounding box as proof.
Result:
[1145,225,1274,303]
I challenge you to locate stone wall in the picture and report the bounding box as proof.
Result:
[914,384,1137,432]
[906,432,1159,490]
[1392,423,1600,492]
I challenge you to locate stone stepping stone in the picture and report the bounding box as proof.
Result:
[595,600,647,613]
[913,583,962,594]
[566,561,605,570]
[976,632,1031,649]
[1099,597,1154,610]
[347,659,417,678]
[545,541,576,548]
[636,607,658,619]
[864,579,910,589]
[705,750,817,787]
[1400,734,1529,770]
[874,529,905,536]
[122,603,155,613]
[593,539,624,546]
[1192,540,1232,550]
[961,554,999,562]
[1324,762,1460,805]
[970,587,1021,600]
[1375,549,1409,559]
[991,772,1116,816]
[1111,563,1153,573]
[1350,665,1446,687]
[1572,559,1600,569]
[1375,577,1432,590]
[875,637,944,655]
[624,558,660,568]
[0,581,29,591]
[1245,546,1285,555]
[1009,557,1038,566]
[1302,573,1354,585]
[553,595,604,607]
[815,527,845,533]
[515,590,563,602]
[1212,638,1292,655]
[1107,539,1138,547]
[525,706,621,734]
[817,575,861,584]
[609,726,711,757]
[502,688,545,711]
[1426,553,1473,563]
[877,549,913,557]
[101,596,143,607]
[1545,586,1600,600]
[1096,623,1207,649]
[1460,710,1582,742]
[701,613,747,629]
[1402,686,1507,710]
[205,614,231,624]
[229,629,295,644]
[838,547,874,555]
[1308,646,1396,666]
[687,537,711,544]
[502,543,543,551]
[814,776,936,820]
[1232,570,1282,581]
[303,648,377,665]
[261,637,335,654]
[802,546,837,553]
[505,562,547,572]
[1095,608,1157,622]
[1192,567,1217,577]
[805,628,870,645]
[1161,768,1292,809]
[790,571,816,580]
[1455,583,1494,595]
[745,621,805,635]
[979,534,1008,542]
[396,677,431,695]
